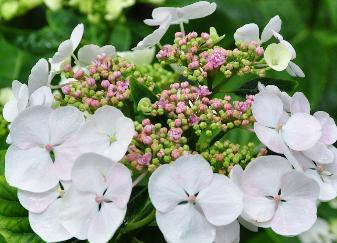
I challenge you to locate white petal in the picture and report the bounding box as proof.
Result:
[10,106,51,149]
[70,23,84,51]
[133,20,170,50]
[280,40,296,59]
[60,187,97,240]
[237,215,258,232]
[49,106,84,145]
[51,40,74,64]
[303,142,334,164]
[286,61,305,78]
[314,111,337,145]
[171,154,213,196]
[16,83,29,113]
[252,92,284,127]
[148,164,187,212]
[146,7,175,26]
[29,199,72,242]
[5,145,58,193]
[273,30,284,41]
[118,48,155,65]
[28,58,49,94]
[78,44,116,66]
[181,1,217,20]
[100,45,116,57]
[87,203,126,243]
[264,43,292,71]
[18,186,59,213]
[229,164,243,187]
[78,106,134,161]
[280,171,319,201]
[156,204,215,243]
[242,194,276,223]
[104,163,132,208]
[12,80,23,98]
[72,153,114,195]
[234,23,260,43]
[254,123,283,153]
[242,156,292,197]
[29,86,54,107]
[282,113,322,151]
[197,174,243,226]
[3,99,19,122]
[290,92,310,114]
[214,220,240,243]
[271,199,317,236]
[261,15,282,43]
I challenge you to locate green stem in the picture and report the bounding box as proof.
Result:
[123,209,156,233]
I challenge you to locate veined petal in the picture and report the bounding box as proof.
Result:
[314,111,337,145]
[303,142,334,164]
[290,92,310,115]
[29,86,54,107]
[70,23,84,51]
[214,220,240,243]
[242,195,276,223]
[18,186,59,213]
[261,15,282,43]
[78,44,116,66]
[51,40,73,64]
[180,1,217,20]
[234,23,260,43]
[254,123,283,154]
[305,169,337,201]
[156,204,216,243]
[197,174,243,226]
[171,154,213,196]
[5,145,58,193]
[17,83,29,112]
[282,113,322,151]
[29,199,72,242]
[280,171,319,201]
[271,199,317,236]
[229,164,243,187]
[252,92,284,127]
[60,187,97,240]
[27,58,49,94]
[242,156,292,197]
[286,61,305,78]
[10,106,51,149]
[3,99,19,122]
[87,203,126,243]
[49,106,84,145]
[146,7,176,26]
[148,164,186,213]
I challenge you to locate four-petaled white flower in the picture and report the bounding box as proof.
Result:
[239,156,319,236]
[264,43,292,71]
[5,106,84,192]
[78,44,116,66]
[77,105,135,161]
[252,91,322,168]
[60,153,132,243]
[3,58,53,123]
[234,15,281,44]
[272,31,305,77]
[51,24,84,65]
[19,181,73,242]
[148,154,243,243]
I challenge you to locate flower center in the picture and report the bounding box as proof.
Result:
[108,134,117,145]
[317,165,325,173]
[45,144,53,152]
[187,195,197,204]
[95,195,104,204]
[275,123,283,132]
[273,195,282,202]
[58,188,65,198]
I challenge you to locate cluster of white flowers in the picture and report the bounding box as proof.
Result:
[2,1,337,243]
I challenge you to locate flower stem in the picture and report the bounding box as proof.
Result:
[180,22,186,36]
[132,171,148,187]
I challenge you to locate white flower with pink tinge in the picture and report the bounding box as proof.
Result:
[238,156,319,236]
[60,153,132,243]
[252,91,322,169]
[5,105,84,193]
[18,181,73,242]
[77,106,135,162]
[148,154,243,243]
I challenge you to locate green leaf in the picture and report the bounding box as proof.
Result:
[196,127,221,152]
[209,27,225,44]
[0,229,43,243]
[130,78,158,105]
[110,24,132,51]
[235,77,298,97]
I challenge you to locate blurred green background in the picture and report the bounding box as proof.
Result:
[0,0,336,242]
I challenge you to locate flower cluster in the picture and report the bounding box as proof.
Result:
[1,1,336,243]
[157,31,267,83]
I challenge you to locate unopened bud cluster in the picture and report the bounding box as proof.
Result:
[123,118,190,172]
[202,141,267,175]
[156,31,267,83]
[138,82,255,136]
